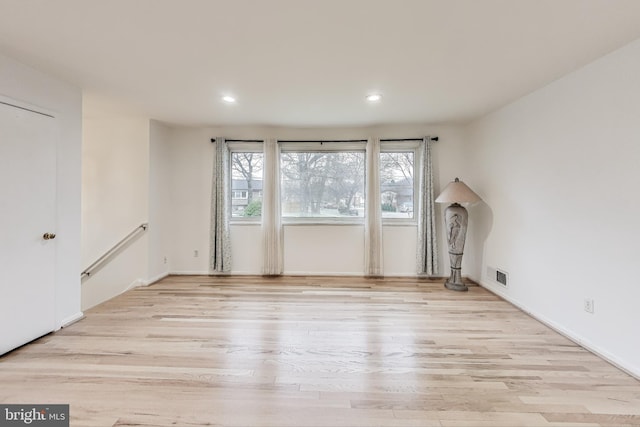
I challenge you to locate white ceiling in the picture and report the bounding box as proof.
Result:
[2,0,640,127]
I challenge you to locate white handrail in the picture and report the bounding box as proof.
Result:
[81,223,148,280]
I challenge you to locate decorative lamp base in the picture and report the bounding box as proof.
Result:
[445,280,468,292]
[444,203,469,292]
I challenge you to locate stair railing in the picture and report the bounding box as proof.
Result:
[81,223,148,280]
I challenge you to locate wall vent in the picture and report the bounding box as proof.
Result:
[496,269,508,287]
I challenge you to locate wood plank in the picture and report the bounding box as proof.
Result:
[1,275,639,426]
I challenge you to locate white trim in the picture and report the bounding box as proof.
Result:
[145,272,169,286]
[59,312,84,329]
[283,271,363,277]
[170,270,211,275]
[279,141,366,151]
[382,222,417,227]
[160,272,459,280]
[124,278,146,292]
[381,272,420,277]
[382,217,417,225]
[0,93,56,118]
[282,218,364,226]
[230,217,262,223]
[479,279,640,380]
[230,221,261,226]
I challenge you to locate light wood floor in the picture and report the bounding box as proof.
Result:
[1,276,639,426]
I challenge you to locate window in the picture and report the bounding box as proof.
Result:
[227,140,417,222]
[380,151,415,219]
[231,151,263,218]
[280,149,365,220]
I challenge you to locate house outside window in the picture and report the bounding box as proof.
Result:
[232,190,248,199]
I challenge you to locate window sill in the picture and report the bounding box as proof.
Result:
[230,219,418,226]
[230,220,261,226]
[283,218,364,226]
[382,221,418,227]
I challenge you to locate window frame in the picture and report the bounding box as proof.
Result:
[226,140,420,225]
[380,141,420,225]
[229,142,264,223]
[279,141,367,225]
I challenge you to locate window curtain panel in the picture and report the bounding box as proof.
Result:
[417,136,438,276]
[364,137,384,277]
[210,137,232,273]
[262,138,283,275]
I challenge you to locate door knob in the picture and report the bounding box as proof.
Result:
[43,233,56,240]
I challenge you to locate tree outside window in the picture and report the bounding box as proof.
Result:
[280,151,365,218]
[380,152,414,219]
[231,152,263,217]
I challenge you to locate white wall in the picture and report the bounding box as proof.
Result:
[383,225,419,276]
[148,120,172,282]
[166,127,213,273]
[284,225,365,275]
[465,38,640,377]
[81,117,149,309]
[165,124,468,277]
[0,52,83,328]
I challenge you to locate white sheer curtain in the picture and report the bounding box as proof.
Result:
[365,137,384,277]
[417,136,438,276]
[210,137,232,273]
[262,138,283,275]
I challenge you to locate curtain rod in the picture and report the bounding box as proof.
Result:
[380,137,439,142]
[277,139,367,143]
[211,138,263,143]
[211,137,438,143]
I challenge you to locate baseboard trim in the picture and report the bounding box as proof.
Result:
[284,271,363,277]
[60,312,85,329]
[124,278,146,293]
[163,272,474,280]
[170,270,210,275]
[145,272,169,286]
[171,271,374,277]
[478,279,640,381]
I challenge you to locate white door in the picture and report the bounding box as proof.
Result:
[0,99,57,355]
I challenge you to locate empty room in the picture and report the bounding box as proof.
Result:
[1,1,640,426]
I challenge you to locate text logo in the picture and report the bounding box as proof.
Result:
[0,405,68,426]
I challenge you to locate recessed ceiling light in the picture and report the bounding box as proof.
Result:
[222,95,236,103]
[366,94,382,102]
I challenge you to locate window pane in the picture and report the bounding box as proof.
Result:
[281,152,365,218]
[231,152,263,218]
[380,152,414,219]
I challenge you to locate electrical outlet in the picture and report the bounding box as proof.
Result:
[163,256,167,264]
[194,250,199,258]
[584,298,594,314]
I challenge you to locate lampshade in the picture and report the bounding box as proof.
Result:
[436,177,481,204]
